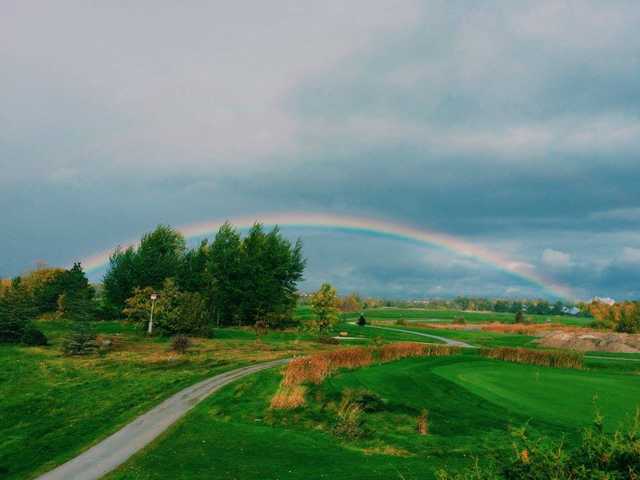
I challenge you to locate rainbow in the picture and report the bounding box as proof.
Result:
[81,212,574,299]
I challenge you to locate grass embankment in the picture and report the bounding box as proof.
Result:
[107,353,640,480]
[0,318,345,480]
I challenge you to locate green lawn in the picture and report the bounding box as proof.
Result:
[328,306,592,326]
[107,355,640,480]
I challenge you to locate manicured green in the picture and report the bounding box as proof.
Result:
[333,307,592,326]
[107,354,640,480]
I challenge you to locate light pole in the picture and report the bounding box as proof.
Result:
[148,293,158,335]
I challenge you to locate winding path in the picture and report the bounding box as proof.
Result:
[36,358,289,480]
[357,323,477,348]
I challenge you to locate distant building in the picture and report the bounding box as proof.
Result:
[591,297,615,306]
[561,306,581,316]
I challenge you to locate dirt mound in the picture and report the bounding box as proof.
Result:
[538,331,640,353]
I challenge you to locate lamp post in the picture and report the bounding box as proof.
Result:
[148,293,158,335]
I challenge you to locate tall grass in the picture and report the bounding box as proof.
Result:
[272,343,459,409]
[480,347,583,369]
[378,342,460,362]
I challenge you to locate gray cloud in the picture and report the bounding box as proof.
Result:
[1,1,639,299]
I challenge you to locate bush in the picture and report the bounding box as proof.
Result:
[395,318,407,326]
[21,327,48,346]
[333,394,364,439]
[357,314,367,326]
[437,410,640,479]
[452,317,466,325]
[62,322,97,356]
[171,335,191,354]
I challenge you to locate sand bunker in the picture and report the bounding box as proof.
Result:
[538,331,640,353]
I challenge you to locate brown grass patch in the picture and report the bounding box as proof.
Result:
[480,347,584,369]
[270,385,307,409]
[397,321,593,336]
[379,342,459,362]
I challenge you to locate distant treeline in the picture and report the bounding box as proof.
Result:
[320,296,587,316]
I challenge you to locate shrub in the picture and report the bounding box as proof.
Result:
[333,394,364,439]
[21,327,48,346]
[357,314,367,326]
[480,347,583,369]
[437,409,640,479]
[62,322,98,356]
[417,409,429,435]
[171,335,191,354]
[452,317,466,325]
[514,311,525,323]
[395,318,408,326]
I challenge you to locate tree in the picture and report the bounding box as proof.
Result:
[515,310,525,323]
[55,263,95,320]
[123,279,208,335]
[103,226,186,313]
[135,225,186,289]
[0,278,38,343]
[207,222,244,326]
[310,283,339,335]
[103,246,138,314]
[176,240,210,293]
[339,293,362,313]
[238,224,305,327]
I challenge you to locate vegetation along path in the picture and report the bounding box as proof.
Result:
[36,358,290,480]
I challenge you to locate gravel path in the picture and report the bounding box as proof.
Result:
[36,358,289,480]
[359,323,476,348]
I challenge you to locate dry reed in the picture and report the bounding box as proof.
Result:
[480,347,583,369]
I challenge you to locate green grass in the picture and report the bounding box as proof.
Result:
[331,307,592,326]
[0,344,239,480]
[107,354,640,480]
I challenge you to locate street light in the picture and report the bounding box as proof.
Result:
[148,293,158,335]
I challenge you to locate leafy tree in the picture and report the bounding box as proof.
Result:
[339,293,362,313]
[176,240,210,293]
[310,283,339,335]
[103,246,138,314]
[135,225,186,289]
[238,224,305,327]
[0,278,38,343]
[103,226,186,313]
[55,263,95,320]
[123,279,207,335]
[206,222,244,326]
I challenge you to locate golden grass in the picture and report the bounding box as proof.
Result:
[480,346,584,369]
[272,342,459,409]
[270,385,307,409]
[379,342,460,362]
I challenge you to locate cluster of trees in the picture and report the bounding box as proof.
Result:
[103,223,305,334]
[587,300,640,333]
[0,263,94,344]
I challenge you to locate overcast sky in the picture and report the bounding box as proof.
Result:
[2,1,639,300]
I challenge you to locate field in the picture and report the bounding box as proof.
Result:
[1,306,635,479]
[0,319,334,479]
[105,354,640,480]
